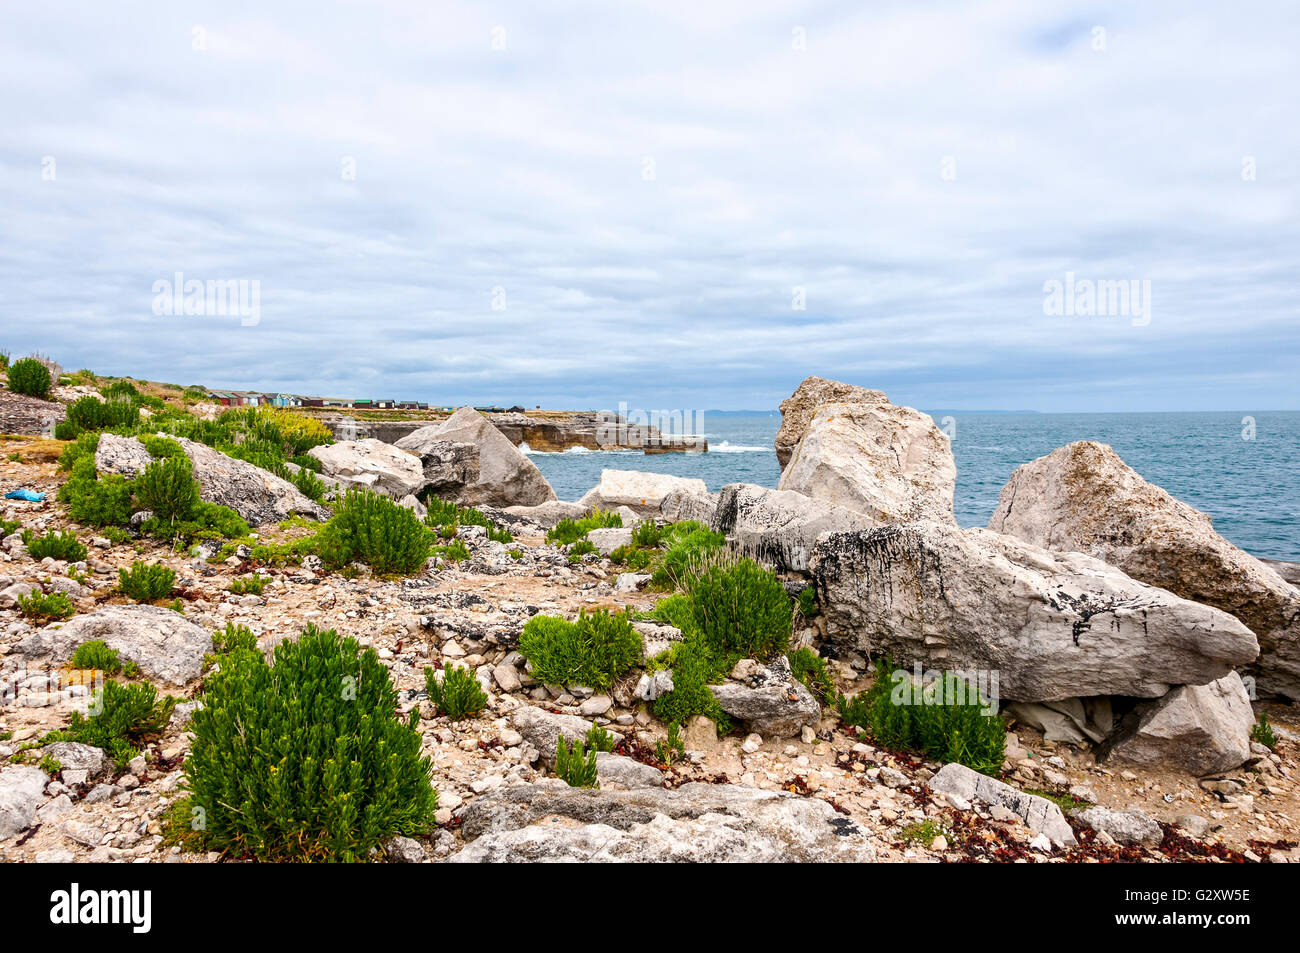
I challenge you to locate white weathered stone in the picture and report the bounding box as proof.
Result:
[1099,673,1255,776]
[307,438,426,499]
[17,604,213,685]
[989,441,1300,700]
[1075,806,1163,846]
[0,765,48,840]
[811,522,1258,702]
[774,376,888,470]
[585,527,633,556]
[928,763,1077,846]
[778,394,956,526]
[712,482,876,572]
[396,407,554,507]
[578,470,709,518]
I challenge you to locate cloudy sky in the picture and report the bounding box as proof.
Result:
[1,1,1296,411]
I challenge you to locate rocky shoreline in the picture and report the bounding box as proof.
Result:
[0,369,1296,864]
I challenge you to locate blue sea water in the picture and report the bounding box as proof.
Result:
[526,411,1299,561]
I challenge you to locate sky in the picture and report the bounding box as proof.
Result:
[1,1,1297,412]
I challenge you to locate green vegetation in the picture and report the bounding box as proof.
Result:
[117,561,177,601]
[6,358,52,398]
[228,574,266,596]
[608,544,653,571]
[22,529,87,562]
[17,590,75,621]
[546,509,622,545]
[555,734,599,788]
[649,526,726,589]
[585,724,616,753]
[568,539,596,560]
[69,640,123,675]
[63,679,177,769]
[518,608,642,691]
[899,819,949,847]
[1252,713,1277,749]
[66,395,140,434]
[39,754,62,776]
[176,625,437,862]
[134,456,200,525]
[796,585,818,619]
[211,621,258,655]
[315,487,432,576]
[788,647,837,705]
[838,661,1005,776]
[656,721,686,766]
[58,432,101,471]
[424,664,488,719]
[434,538,470,563]
[679,551,791,663]
[650,633,730,731]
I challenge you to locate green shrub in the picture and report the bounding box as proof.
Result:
[631,521,664,548]
[58,457,134,528]
[645,593,695,631]
[134,455,199,525]
[22,529,87,562]
[67,395,140,434]
[141,435,185,459]
[586,724,616,753]
[423,496,494,531]
[1252,713,1277,749]
[680,552,790,664]
[291,466,326,502]
[212,622,258,654]
[437,538,470,563]
[315,488,432,576]
[650,527,725,589]
[546,509,623,545]
[651,632,730,730]
[568,539,596,558]
[180,625,437,862]
[117,561,176,601]
[796,585,818,619]
[17,590,75,621]
[555,734,598,788]
[838,661,1005,776]
[229,574,265,596]
[609,545,653,571]
[70,640,123,675]
[518,608,642,691]
[7,358,52,397]
[58,431,101,470]
[53,421,78,441]
[147,501,250,544]
[788,647,837,705]
[424,664,488,719]
[656,722,686,765]
[67,679,176,768]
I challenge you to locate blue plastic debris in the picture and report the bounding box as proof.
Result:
[3,489,45,502]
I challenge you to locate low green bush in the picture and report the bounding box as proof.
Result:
[518,608,642,691]
[568,539,596,559]
[609,544,653,571]
[228,575,265,596]
[7,358,52,397]
[17,590,75,621]
[585,724,615,753]
[66,395,140,434]
[680,552,790,664]
[290,466,326,502]
[436,538,470,563]
[117,561,176,601]
[788,647,837,705]
[58,457,134,527]
[1252,713,1277,749]
[838,661,1005,776]
[546,509,623,546]
[555,734,598,788]
[424,664,488,719]
[212,621,258,654]
[66,679,176,768]
[69,640,123,675]
[796,585,818,619]
[315,488,432,576]
[140,435,185,459]
[134,456,199,525]
[649,527,725,589]
[178,625,437,862]
[58,431,101,471]
[650,632,730,730]
[23,529,87,562]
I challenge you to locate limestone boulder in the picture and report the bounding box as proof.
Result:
[448,782,876,862]
[774,375,888,470]
[95,433,330,525]
[658,487,718,525]
[778,399,956,526]
[396,407,553,507]
[17,604,213,685]
[578,469,709,518]
[989,441,1300,700]
[810,522,1258,702]
[711,482,876,572]
[306,438,425,499]
[708,655,820,737]
[928,763,1077,846]
[1098,673,1255,776]
[0,766,48,841]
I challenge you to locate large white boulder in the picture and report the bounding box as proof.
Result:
[989,441,1300,700]
[307,438,426,499]
[0,766,48,841]
[17,604,213,685]
[778,399,956,526]
[711,482,876,572]
[577,469,708,517]
[810,522,1259,702]
[774,375,889,471]
[1098,672,1255,776]
[95,433,330,525]
[395,407,554,508]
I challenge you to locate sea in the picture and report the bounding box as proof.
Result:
[524,411,1300,562]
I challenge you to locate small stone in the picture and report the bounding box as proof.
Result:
[742,733,763,754]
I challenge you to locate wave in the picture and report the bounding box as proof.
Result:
[709,441,772,453]
[518,443,638,456]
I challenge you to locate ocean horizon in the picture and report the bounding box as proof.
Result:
[526,409,1300,562]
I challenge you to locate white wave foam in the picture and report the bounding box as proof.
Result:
[709,441,771,453]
